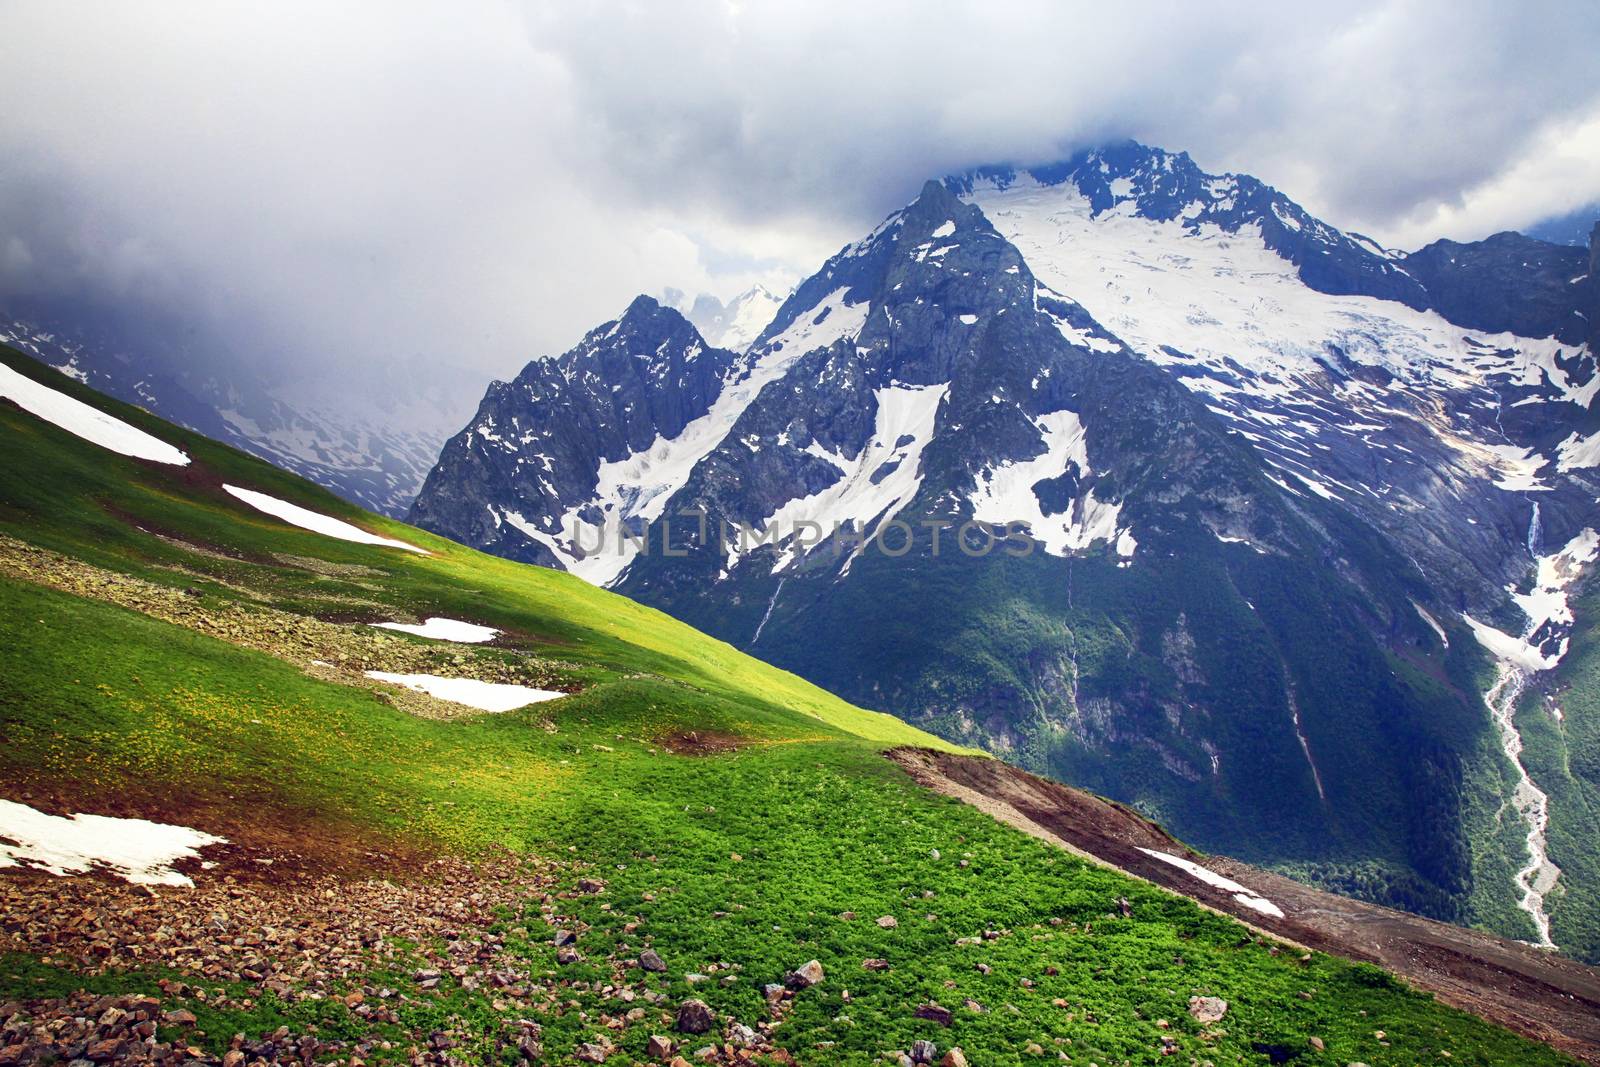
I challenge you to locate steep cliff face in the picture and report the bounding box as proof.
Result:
[1403,231,1589,343]
[409,296,742,575]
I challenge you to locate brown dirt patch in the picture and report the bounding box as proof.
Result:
[658,730,748,755]
[888,746,1600,1065]
[0,769,434,887]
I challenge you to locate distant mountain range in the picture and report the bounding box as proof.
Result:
[408,142,1600,960]
[0,303,470,518]
[663,284,786,354]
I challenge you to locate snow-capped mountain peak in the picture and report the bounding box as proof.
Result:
[955,145,1597,619]
[662,283,787,354]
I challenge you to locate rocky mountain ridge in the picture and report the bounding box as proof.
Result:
[411,143,1600,956]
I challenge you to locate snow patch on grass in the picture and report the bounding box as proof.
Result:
[0,362,190,466]
[372,617,499,643]
[363,671,566,712]
[223,485,427,554]
[0,799,225,887]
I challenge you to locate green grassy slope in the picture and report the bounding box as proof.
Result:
[0,345,1577,1065]
[0,346,942,753]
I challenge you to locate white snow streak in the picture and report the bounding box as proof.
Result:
[543,287,870,586]
[1410,600,1449,648]
[0,362,191,466]
[223,485,428,554]
[748,577,786,645]
[1137,848,1284,918]
[743,382,949,575]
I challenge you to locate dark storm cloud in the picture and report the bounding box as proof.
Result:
[527,0,1600,240]
[0,0,1596,415]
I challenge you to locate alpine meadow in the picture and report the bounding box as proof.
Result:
[4,4,1600,1066]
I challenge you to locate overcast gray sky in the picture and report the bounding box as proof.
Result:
[1,0,1597,411]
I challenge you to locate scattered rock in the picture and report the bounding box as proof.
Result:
[876,915,898,929]
[914,1002,953,1027]
[910,1038,938,1063]
[676,999,714,1035]
[862,958,890,971]
[1188,995,1228,1024]
[639,948,667,973]
[646,1034,674,1060]
[786,959,825,989]
[939,1050,968,1067]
